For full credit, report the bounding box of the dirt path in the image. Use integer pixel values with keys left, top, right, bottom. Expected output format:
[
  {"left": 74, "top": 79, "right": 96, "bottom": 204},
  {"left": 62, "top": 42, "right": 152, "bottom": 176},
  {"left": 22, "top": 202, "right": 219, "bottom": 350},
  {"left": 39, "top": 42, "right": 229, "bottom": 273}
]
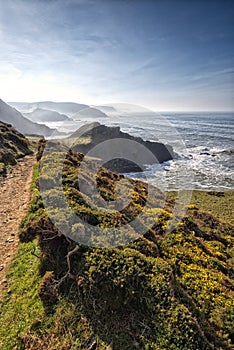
[{"left": 0, "top": 155, "right": 36, "bottom": 299}]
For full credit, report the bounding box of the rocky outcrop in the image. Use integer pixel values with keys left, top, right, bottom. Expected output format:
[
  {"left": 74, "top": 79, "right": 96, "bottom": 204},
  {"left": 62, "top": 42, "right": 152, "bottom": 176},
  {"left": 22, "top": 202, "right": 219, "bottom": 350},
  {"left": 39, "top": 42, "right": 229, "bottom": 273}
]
[{"left": 68, "top": 122, "right": 174, "bottom": 172}]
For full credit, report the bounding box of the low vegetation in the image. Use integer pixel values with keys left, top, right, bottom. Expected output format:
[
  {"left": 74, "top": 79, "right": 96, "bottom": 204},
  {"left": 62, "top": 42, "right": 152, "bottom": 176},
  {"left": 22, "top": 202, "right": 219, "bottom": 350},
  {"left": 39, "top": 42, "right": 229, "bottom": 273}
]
[
  {"left": 0, "top": 121, "right": 33, "bottom": 176},
  {"left": 0, "top": 143, "right": 233, "bottom": 349}
]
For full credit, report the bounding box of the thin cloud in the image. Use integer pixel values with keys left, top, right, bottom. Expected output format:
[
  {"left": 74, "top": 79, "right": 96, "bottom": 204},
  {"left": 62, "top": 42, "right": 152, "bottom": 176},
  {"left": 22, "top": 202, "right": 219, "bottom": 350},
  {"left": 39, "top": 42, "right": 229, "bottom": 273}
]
[{"left": 0, "top": 0, "right": 233, "bottom": 110}]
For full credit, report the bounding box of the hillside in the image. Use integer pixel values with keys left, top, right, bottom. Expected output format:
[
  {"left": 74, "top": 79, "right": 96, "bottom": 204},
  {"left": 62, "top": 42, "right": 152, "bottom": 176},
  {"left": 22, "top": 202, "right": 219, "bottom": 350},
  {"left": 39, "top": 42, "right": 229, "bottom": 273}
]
[
  {"left": 0, "top": 142, "right": 233, "bottom": 350},
  {"left": 23, "top": 108, "right": 70, "bottom": 122},
  {"left": 72, "top": 107, "right": 109, "bottom": 119},
  {"left": 9, "top": 101, "right": 89, "bottom": 117},
  {"left": 0, "top": 100, "right": 55, "bottom": 137},
  {"left": 0, "top": 121, "right": 33, "bottom": 176}
]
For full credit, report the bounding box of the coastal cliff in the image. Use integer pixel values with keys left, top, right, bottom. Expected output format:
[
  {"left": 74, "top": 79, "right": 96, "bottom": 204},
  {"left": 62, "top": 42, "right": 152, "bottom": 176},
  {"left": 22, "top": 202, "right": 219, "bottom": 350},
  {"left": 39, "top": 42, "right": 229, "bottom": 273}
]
[
  {"left": 69, "top": 122, "right": 175, "bottom": 172},
  {"left": 0, "top": 131, "right": 233, "bottom": 349}
]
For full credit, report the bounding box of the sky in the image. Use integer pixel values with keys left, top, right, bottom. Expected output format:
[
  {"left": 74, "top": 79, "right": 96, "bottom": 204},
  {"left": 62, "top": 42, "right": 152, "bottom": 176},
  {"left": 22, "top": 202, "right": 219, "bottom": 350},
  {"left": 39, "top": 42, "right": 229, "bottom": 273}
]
[{"left": 0, "top": 0, "right": 233, "bottom": 111}]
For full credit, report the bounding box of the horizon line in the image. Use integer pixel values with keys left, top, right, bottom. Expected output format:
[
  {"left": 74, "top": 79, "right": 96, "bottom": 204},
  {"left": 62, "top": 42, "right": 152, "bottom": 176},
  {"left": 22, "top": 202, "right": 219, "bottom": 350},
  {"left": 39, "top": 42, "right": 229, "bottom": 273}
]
[{"left": 5, "top": 100, "right": 234, "bottom": 114}]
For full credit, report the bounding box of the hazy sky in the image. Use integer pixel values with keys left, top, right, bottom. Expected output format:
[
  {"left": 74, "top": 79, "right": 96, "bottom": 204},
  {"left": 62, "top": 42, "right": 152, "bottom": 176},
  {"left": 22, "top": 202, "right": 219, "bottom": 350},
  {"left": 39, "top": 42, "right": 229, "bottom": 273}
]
[{"left": 0, "top": 0, "right": 233, "bottom": 111}]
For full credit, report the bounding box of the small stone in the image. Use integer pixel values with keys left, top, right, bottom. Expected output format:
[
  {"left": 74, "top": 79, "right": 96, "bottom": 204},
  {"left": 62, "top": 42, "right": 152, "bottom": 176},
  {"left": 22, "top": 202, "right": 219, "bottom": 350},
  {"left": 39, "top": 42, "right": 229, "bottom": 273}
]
[{"left": 6, "top": 238, "right": 14, "bottom": 243}]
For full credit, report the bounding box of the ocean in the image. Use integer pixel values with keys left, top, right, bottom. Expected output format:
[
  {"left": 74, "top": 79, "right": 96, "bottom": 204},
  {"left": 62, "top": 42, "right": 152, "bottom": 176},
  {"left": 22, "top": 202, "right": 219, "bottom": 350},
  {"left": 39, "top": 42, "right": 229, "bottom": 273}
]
[{"left": 44, "top": 111, "right": 234, "bottom": 191}]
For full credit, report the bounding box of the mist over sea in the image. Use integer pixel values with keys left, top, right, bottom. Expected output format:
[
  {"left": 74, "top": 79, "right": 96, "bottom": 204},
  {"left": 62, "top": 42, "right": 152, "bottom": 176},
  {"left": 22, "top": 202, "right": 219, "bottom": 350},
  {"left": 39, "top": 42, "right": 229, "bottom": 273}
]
[{"left": 45, "top": 112, "right": 234, "bottom": 191}]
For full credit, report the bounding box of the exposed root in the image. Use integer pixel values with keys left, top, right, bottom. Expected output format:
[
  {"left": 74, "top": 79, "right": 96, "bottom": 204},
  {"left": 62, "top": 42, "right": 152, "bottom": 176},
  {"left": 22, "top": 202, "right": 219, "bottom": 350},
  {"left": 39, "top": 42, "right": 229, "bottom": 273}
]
[{"left": 56, "top": 245, "right": 80, "bottom": 287}]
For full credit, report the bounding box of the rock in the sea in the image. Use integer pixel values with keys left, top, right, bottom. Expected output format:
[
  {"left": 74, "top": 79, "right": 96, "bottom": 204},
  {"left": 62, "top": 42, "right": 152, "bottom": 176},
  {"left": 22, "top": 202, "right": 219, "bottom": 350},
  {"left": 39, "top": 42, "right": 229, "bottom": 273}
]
[
  {"left": 200, "top": 151, "right": 211, "bottom": 156},
  {"left": 68, "top": 122, "right": 175, "bottom": 172}
]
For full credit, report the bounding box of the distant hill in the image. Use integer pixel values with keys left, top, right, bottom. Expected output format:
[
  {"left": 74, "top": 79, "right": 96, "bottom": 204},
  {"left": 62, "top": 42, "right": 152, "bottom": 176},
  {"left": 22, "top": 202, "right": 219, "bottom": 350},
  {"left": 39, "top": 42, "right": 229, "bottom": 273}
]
[
  {"left": 0, "top": 121, "right": 32, "bottom": 176},
  {"left": 23, "top": 108, "right": 70, "bottom": 122},
  {"left": 96, "top": 104, "right": 150, "bottom": 116},
  {"left": 96, "top": 105, "right": 117, "bottom": 111},
  {"left": 72, "top": 107, "right": 108, "bottom": 119},
  {"left": 95, "top": 105, "right": 117, "bottom": 114},
  {"left": 9, "top": 101, "right": 89, "bottom": 117},
  {"left": 0, "top": 99, "right": 55, "bottom": 137}
]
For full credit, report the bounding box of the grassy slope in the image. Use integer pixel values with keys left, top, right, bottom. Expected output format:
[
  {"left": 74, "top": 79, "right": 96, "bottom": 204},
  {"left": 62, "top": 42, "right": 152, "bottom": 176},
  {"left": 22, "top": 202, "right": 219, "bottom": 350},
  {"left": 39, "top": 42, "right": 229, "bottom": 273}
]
[
  {"left": 167, "top": 190, "right": 234, "bottom": 226},
  {"left": 0, "top": 121, "right": 33, "bottom": 176},
  {"left": 189, "top": 190, "right": 234, "bottom": 225},
  {"left": 0, "top": 152, "right": 233, "bottom": 350}
]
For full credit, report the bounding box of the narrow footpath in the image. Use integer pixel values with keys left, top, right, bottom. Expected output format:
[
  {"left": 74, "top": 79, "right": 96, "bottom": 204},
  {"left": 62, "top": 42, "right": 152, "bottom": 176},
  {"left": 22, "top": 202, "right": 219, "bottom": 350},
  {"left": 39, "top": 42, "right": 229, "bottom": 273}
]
[{"left": 0, "top": 155, "right": 35, "bottom": 299}]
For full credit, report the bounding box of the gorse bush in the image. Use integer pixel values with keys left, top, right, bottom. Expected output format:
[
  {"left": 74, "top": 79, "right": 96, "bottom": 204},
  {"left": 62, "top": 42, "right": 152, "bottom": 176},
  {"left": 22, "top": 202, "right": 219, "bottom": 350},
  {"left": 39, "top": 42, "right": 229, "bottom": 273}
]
[
  {"left": 0, "top": 121, "right": 33, "bottom": 175},
  {"left": 1, "top": 146, "right": 233, "bottom": 350}
]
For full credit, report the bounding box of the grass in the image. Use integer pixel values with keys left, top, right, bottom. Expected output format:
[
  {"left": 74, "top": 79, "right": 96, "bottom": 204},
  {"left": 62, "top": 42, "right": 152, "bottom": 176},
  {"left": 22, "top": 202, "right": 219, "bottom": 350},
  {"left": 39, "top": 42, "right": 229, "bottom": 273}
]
[
  {"left": 0, "top": 149, "right": 233, "bottom": 349},
  {"left": 0, "top": 241, "right": 107, "bottom": 350},
  {"left": 167, "top": 190, "right": 234, "bottom": 225},
  {"left": 0, "top": 241, "right": 44, "bottom": 350},
  {"left": 190, "top": 190, "right": 234, "bottom": 225}
]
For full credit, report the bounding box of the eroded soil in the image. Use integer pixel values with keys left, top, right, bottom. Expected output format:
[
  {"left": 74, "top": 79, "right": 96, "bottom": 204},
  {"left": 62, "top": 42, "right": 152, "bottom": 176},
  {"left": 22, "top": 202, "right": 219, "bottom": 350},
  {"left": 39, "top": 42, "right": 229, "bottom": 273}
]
[{"left": 0, "top": 155, "right": 35, "bottom": 299}]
